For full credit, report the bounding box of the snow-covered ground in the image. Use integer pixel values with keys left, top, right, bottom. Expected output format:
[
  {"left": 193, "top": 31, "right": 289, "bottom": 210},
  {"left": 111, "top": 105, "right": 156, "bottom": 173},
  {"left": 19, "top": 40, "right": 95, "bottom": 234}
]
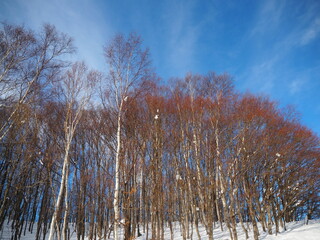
[
  {"left": 1, "top": 220, "right": 319, "bottom": 239},
  {"left": 262, "top": 220, "right": 320, "bottom": 240},
  {"left": 134, "top": 220, "right": 320, "bottom": 240}
]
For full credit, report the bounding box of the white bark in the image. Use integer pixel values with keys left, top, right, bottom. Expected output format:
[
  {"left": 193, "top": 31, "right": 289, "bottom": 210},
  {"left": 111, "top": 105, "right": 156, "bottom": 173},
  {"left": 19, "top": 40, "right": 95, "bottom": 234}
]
[
  {"left": 48, "top": 139, "right": 71, "bottom": 240},
  {"left": 104, "top": 33, "right": 150, "bottom": 240},
  {"left": 48, "top": 62, "right": 95, "bottom": 240},
  {"left": 62, "top": 156, "right": 70, "bottom": 240},
  {"left": 113, "top": 102, "right": 123, "bottom": 240}
]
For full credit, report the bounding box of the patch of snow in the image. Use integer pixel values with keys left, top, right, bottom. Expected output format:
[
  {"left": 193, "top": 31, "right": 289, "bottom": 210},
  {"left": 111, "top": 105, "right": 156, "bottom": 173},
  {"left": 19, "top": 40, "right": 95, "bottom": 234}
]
[{"left": 176, "top": 174, "right": 182, "bottom": 181}]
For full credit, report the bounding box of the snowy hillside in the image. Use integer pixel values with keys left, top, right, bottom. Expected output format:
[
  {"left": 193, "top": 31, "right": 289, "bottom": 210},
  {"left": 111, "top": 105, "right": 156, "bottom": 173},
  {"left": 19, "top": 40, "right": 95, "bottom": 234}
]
[
  {"left": 134, "top": 220, "right": 320, "bottom": 240},
  {"left": 262, "top": 221, "right": 320, "bottom": 240},
  {"left": 1, "top": 220, "right": 319, "bottom": 240}
]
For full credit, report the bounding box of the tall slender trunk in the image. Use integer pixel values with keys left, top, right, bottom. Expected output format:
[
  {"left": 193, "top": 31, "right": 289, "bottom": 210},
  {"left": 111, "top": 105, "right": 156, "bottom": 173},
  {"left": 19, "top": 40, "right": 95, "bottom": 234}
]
[
  {"left": 193, "top": 130, "right": 213, "bottom": 240},
  {"left": 62, "top": 160, "right": 70, "bottom": 240},
  {"left": 214, "top": 123, "right": 234, "bottom": 240},
  {"left": 266, "top": 200, "right": 273, "bottom": 234},
  {"left": 114, "top": 105, "right": 122, "bottom": 240},
  {"left": 243, "top": 179, "right": 259, "bottom": 240},
  {"left": 236, "top": 193, "right": 249, "bottom": 239},
  {"left": 48, "top": 139, "right": 71, "bottom": 240},
  {"left": 139, "top": 162, "right": 144, "bottom": 235}
]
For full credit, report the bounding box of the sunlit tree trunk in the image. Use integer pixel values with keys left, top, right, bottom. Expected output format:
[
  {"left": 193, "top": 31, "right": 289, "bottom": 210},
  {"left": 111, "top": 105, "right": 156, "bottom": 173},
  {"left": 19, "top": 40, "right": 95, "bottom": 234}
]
[
  {"left": 113, "top": 105, "right": 122, "bottom": 240},
  {"left": 48, "top": 62, "right": 97, "bottom": 240}
]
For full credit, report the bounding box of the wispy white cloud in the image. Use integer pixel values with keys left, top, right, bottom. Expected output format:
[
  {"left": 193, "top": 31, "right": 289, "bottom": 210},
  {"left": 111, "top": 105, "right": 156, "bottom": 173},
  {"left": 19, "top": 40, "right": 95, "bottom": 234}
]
[
  {"left": 162, "top": 0, "right": 201, "bottom": 77},
  {"left": 250, "top": 0, "right": 286, "bottom": 37},
  {"left": 289, "top": 79, "right": 305, "bottom": 95},
  {"left": 240, "top": 53, "right": 280, "bottom": 94},
  {"left": 238, "top": 0, "right": 286, "bottom": 94},
  {"left": 241, "top": 0, "right": 320, "bottom": 96},
  {"left": 300, "top": 17, "right": 320, "bottom": 46}
]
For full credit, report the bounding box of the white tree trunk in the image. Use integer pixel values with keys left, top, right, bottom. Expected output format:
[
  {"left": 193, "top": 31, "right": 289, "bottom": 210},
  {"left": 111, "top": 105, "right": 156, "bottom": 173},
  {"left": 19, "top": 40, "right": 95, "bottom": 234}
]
[
  {"left": 48, "top": 139, "right": 71, "bottom": 240},
  {"left": 114, "top": 107, "right": 122, "bottom": 240},
  {"left": 62, "top": 158, "right": 70, "bottom": 240}
]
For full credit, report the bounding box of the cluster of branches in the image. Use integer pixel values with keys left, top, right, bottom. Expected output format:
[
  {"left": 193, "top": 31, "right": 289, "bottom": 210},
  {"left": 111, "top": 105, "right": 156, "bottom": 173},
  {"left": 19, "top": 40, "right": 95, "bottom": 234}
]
[{"left": 0, "top": 22, "right": 319, "bottom": 240}]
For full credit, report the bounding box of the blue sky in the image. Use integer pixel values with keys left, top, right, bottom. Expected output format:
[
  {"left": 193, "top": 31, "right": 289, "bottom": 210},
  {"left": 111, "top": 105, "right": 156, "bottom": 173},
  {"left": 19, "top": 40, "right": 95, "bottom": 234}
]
[{"left": 1, "top": 0, "right": 320, "bottom": 135}]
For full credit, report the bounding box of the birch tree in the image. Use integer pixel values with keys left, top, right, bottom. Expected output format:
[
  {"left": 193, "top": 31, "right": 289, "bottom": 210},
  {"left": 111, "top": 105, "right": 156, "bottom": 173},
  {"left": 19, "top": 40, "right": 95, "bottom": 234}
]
[
  {"left": 103, "top": 33, "right": 150, "bottom": 240},
  {"left": 0, "top": 23, "right": 73, "bottom": 237},
  {"left": 0, "top": 23, "right": 74, "bottom": 142},
  {"left": 48, "top": 62, "right": 98, "bottom": 240}
]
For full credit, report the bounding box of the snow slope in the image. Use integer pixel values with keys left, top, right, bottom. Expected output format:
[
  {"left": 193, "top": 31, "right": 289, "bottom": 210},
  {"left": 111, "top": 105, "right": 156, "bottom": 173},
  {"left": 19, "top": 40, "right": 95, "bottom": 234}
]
[
  {"left": 135, "top": 220, "right": 320, "bottom": 240},
  {"left": 1, "top": 220, "right": 319, "bottom": 239},
  {"left": 263, "top": 220, "right": 320, "bottom": 240}
]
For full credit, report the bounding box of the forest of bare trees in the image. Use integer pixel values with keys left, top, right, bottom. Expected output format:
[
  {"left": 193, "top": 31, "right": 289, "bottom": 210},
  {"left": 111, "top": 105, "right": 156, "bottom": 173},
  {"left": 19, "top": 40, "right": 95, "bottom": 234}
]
[{"left": 0, "top": 23, "right": 319, "bottom": 240}]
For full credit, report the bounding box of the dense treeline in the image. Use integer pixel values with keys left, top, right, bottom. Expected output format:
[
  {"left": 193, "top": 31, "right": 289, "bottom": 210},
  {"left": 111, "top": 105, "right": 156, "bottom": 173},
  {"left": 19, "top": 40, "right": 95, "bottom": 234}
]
[{"left": 0, "top": 23, "right": 319, "bottom": 240}]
